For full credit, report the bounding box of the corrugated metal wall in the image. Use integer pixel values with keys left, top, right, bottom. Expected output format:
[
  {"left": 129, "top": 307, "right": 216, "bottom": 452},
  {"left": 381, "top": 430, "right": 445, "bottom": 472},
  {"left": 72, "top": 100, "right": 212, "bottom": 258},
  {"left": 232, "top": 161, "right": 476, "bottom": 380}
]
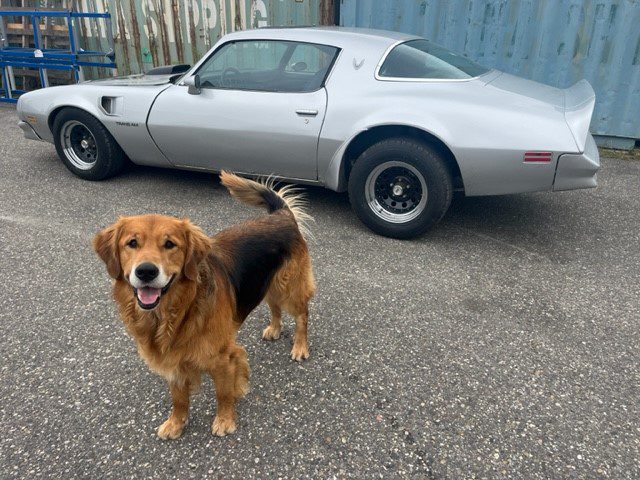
[
  {"left": 74, "top": 0, "right": 332, "bottom": 75},
  {"left": 340, "top": 0, "right": 640, "bottom": 142}
]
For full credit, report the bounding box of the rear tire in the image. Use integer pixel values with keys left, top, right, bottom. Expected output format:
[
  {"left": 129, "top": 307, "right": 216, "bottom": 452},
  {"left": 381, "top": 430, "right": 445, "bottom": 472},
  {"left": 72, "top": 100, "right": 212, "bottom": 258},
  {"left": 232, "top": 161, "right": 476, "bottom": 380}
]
[
  {"left": 348, "top": 138, "right": 453, "bottom": 239},
  {"left": 52, "top": 108, "right": 126, "bottom": 180}
]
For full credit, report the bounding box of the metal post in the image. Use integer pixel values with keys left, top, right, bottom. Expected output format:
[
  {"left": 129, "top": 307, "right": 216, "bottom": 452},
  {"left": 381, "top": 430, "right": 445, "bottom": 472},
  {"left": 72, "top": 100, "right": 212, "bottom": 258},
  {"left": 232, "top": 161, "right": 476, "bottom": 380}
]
[
  {"left": 66, "top": 11, "right": 81, "bottom": 82},
  {"left": 30, "top": 14, "right": 49, "bottom": 88},
  {"left": 0, "top": 15, "right": 5, "bottom": 46},
  {"left": 0, "top": 13, "right": 15, "bottom": 92},
  {"left": 105, "top": 15, "right": 116, "bottom": 77},
  {"left": 1, "top": 65, "right": 12, "bottom": 100}
]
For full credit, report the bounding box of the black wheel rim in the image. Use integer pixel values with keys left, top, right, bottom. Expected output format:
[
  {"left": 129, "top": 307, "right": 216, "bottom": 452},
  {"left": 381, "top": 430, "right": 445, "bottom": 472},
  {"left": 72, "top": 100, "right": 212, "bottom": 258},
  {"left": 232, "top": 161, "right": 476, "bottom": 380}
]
[{"left": 365, "top": 161, "right": 428, "bottom": 223}]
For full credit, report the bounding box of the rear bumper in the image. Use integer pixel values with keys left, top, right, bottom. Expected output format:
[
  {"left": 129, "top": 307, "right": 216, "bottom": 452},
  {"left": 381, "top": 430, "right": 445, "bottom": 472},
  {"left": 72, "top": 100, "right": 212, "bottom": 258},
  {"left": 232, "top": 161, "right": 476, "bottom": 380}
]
[
  {"left": 553, "top": 134, "right": 600, "bottom": 191},
  {"left": 18, "top": 120, "right": 43, "bottom": 141}
]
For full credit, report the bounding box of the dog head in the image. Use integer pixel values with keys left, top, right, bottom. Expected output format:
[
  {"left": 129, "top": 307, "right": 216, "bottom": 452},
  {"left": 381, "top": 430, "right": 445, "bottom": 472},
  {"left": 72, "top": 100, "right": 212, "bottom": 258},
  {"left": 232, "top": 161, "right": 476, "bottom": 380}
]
[{"left": 93, "top": 214, "right": 210, "bottom": 310}]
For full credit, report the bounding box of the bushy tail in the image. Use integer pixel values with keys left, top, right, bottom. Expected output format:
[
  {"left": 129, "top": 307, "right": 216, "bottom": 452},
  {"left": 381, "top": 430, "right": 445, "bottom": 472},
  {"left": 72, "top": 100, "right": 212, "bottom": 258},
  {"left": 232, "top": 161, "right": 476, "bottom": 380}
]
[{"left": 219, "top": 171, "right": 312, "bottom": 237}]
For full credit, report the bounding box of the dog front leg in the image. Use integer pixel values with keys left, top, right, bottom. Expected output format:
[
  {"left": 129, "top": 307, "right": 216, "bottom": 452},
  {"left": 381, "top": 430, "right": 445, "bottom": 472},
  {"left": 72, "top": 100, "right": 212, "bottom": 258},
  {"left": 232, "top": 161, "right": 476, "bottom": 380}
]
[
  {"left": 157, "top": 378, "right": 191, "bottom": 440},
  {"left": 210, "top": 345, "right": 249, "bottom": 436}
]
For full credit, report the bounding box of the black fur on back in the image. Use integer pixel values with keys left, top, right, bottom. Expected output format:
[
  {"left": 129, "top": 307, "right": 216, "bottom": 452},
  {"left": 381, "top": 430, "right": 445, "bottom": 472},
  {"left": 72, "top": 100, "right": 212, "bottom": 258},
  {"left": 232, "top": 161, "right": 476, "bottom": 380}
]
[{"left": 213, "top": 213, "right": 299, "bottom": 321}]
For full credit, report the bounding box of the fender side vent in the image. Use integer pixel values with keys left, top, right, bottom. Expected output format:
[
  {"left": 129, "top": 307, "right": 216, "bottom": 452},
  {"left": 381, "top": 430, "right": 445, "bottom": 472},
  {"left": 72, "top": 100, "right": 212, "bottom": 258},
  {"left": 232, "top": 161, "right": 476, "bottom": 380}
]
[{"left": 100, "top": 96, "right": 122, "bottom": 116}]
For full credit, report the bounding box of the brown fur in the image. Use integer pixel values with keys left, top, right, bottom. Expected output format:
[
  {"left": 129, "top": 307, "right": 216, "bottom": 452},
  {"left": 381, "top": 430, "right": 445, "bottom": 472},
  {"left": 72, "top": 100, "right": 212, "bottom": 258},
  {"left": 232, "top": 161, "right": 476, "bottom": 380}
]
[{"left": 93, "top": 174, "right": 315, "bottom": 439}]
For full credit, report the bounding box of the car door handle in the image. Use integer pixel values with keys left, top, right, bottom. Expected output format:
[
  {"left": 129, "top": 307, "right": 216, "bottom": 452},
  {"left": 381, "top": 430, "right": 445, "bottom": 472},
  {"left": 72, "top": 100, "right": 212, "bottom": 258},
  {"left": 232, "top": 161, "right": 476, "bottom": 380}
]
[{"left": 295, "top": 109, "right": 318, "bottom": 117}]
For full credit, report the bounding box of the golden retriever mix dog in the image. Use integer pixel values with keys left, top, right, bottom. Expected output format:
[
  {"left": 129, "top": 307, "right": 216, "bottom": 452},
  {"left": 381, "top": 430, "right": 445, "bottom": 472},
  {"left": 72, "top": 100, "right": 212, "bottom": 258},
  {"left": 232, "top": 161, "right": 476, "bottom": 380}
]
[{"left": 92, "top": 172, "right": 315, "bottom": 439}]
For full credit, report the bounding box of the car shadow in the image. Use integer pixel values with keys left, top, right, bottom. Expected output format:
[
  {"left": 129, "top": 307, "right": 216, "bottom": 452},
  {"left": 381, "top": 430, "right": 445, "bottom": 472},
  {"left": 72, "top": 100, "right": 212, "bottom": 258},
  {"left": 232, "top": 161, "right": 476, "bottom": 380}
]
[
  {"left": 443, "top": 193, "right": 551, "bottom": 229},
  {"left": 119, "top": 165, "right": 555, "bottom": 234}
]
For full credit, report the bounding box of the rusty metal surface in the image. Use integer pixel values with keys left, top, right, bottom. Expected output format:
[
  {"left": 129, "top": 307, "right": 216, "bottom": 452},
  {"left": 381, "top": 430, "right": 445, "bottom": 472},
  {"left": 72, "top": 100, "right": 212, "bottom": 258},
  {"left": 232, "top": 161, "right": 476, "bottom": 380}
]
[
  {"left": 340, "top": 0, "right": 640, "bottom": 141},
  {"left": 71, "top": 0, "right": 330, "bottom": 76}
]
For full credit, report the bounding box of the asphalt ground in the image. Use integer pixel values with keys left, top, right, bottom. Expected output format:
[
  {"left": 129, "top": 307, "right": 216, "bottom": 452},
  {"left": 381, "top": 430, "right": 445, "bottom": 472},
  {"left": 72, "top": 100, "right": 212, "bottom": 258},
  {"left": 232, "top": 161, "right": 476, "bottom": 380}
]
[{"left": 0, "top": 104, "right": 638, "bottom": 479}]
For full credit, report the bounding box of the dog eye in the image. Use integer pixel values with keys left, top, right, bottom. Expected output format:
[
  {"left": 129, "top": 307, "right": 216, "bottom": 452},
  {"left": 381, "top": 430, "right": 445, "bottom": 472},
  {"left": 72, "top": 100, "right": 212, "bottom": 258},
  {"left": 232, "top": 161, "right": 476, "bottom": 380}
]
[
  {"left": 127, "top": 239, "right": 138, "bottom": 248},
  {"left": 164, "top": 240, "right": 176, "bottom": 249}
]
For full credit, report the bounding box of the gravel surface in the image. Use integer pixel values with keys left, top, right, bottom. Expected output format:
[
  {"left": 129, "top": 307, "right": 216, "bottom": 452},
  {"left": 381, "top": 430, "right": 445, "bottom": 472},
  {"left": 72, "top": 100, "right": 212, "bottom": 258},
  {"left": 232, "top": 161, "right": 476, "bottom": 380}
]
[{"left": 1, "top": 105, "right": 638, "bottom": 479}]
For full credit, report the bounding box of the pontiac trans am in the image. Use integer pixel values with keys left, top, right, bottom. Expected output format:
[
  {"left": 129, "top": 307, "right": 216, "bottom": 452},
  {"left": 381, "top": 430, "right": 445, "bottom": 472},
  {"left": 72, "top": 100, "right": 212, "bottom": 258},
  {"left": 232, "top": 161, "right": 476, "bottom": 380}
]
[{"left": 16, "top": 27, "right": 600, "bottom": 238}]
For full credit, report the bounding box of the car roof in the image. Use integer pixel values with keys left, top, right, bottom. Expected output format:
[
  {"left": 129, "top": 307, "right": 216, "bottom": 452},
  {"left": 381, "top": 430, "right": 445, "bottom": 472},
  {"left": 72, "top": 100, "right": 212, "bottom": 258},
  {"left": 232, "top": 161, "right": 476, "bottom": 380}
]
[{"left": 221, "top": 26, "right": 420, "bottom": 49}]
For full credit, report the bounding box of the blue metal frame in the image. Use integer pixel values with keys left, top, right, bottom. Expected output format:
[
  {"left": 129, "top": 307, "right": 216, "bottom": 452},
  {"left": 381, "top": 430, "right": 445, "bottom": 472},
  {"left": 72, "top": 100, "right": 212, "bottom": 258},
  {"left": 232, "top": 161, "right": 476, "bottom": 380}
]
[{"left": 0, "top": 9, "right": 116, "bottom": 103}]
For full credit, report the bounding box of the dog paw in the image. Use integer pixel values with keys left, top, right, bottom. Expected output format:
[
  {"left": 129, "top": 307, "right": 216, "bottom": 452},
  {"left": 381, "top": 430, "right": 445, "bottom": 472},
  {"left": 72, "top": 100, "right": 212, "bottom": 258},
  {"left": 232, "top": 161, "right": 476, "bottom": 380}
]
[
  {"left": 211, "top": 416, "right": 237, "bottom": 436},
  {"left": 157, "top": 418, "right": 185, "bottom": 440},
  {"left": 262, "top": 324, "right": 282, "bottom": 340},
  {"left": 290, "top": 343, "right": 309, "bottom": 362}
]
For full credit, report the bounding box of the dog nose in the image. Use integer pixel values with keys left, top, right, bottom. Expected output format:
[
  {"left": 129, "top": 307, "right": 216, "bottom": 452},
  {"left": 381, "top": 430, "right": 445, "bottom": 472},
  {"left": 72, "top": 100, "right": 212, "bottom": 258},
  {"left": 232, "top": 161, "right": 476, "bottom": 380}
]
[{"left": 135, "top": 263, "right": 159, "bottom": 282}]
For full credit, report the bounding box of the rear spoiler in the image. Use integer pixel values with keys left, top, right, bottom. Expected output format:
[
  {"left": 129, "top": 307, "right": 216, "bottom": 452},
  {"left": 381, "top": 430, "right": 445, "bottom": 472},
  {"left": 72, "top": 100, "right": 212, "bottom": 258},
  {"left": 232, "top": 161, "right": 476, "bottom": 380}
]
[{"left": 564, "top": 80, "right": 596, "bottom": 153}]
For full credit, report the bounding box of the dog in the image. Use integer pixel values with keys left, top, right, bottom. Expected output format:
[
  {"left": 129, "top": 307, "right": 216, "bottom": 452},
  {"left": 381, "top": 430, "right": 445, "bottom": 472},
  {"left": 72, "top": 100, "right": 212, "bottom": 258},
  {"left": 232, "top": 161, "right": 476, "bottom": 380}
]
[{"left": 92, "top": 171, "right": 315, "bottom": 439}]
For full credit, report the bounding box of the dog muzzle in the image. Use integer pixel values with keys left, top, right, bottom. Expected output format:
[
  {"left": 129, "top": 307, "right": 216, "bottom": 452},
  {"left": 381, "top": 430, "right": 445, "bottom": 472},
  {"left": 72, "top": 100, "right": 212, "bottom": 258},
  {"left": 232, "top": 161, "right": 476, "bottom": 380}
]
[{"left": 133, "top": 275, "right": 175, "bottom": 310}]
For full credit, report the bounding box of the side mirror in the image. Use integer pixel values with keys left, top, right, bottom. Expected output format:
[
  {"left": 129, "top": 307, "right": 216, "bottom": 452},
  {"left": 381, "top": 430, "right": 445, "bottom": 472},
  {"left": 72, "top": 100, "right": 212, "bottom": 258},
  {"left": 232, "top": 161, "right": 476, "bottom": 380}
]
[{"left": 184, "top": 74, "right": 201, "bottom": 95}]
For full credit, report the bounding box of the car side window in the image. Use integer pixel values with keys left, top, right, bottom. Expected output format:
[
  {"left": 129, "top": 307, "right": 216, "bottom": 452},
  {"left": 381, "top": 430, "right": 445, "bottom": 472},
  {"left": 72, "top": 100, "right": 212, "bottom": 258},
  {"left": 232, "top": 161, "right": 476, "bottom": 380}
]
[
  {"left": 378, "top": 40, "right": 489, "bottom": 80},
  {"left": 196, "top": 40, "right": 338, "bottom": 93}
]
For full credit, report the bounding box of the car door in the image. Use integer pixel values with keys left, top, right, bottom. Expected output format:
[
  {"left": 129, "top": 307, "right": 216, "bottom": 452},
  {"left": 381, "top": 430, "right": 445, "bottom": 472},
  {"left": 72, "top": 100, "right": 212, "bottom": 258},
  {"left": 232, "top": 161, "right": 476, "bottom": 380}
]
[{"left": 147, "top": 40, "right": 339, "bottom": 180}]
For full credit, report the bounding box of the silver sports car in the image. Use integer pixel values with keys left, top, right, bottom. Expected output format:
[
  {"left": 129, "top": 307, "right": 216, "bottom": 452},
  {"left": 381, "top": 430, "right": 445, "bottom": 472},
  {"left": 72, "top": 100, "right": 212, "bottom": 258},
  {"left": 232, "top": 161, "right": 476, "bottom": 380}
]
[{"left": 17, "top": 27, "right": 600, "bottom": 238}]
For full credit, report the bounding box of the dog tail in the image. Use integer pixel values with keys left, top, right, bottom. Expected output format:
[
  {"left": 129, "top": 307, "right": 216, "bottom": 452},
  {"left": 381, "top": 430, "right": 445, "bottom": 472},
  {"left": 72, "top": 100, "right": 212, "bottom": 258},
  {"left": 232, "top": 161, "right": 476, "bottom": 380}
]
[{"left": 219, "top": 171, "right": 312, "bottom": 237}]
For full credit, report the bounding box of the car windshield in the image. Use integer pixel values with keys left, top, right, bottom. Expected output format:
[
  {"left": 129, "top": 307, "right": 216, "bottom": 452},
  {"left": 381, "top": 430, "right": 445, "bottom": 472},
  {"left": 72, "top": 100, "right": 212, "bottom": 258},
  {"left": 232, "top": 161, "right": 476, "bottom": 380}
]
[{"left": 378, "top": 39, "right": 489, "bottom": 80}]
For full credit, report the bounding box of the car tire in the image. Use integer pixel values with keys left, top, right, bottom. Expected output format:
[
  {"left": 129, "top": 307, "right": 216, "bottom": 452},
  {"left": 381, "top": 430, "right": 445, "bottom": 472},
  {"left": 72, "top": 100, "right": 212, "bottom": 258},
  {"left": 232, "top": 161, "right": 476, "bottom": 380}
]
[
  {"left": 348, "top": 138, "right": 453, "bottom": 239},
  {"left": 52, "top": 108, "right": 126, "bottom": 181}
]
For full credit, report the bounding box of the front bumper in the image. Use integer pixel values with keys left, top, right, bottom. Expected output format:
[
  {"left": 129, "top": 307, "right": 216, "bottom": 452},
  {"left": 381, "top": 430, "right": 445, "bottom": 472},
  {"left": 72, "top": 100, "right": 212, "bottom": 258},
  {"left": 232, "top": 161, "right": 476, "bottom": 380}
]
[
  {"left": 553, "top": 134, "right": 600, "bottom": 191},
  {"left": 18, "top": 120, "right": 43, "bottom": 141}
]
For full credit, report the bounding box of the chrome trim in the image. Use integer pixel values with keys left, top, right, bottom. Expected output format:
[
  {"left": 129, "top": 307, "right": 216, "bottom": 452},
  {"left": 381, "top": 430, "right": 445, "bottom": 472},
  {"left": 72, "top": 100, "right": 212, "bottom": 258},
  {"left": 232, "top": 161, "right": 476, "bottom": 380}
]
[
  {"left": 296, "top": 109, "right": 319, "bottom": 116},
  {"left": 374, "top": 40, "right": 491, "bottom": 83}
]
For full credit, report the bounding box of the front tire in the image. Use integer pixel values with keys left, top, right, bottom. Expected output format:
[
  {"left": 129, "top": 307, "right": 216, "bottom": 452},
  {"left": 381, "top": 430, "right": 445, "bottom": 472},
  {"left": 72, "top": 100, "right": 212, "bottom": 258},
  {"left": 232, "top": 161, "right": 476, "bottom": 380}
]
[
  {"left": 52, "top": 108, "right": 126, "bottom": 180},
  {"left": 348, "top": 138, "right": 453, "bottom": 239}
]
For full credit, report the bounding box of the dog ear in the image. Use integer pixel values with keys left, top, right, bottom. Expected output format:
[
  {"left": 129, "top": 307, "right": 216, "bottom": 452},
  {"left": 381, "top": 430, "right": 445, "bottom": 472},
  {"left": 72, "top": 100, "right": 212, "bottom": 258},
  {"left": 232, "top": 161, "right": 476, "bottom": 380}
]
[
  {"left": 93, "top": 221, "right": 122, "bottom": 279},
  {"left": 183, "top": 220, "right": 211, "bottom": 281}
]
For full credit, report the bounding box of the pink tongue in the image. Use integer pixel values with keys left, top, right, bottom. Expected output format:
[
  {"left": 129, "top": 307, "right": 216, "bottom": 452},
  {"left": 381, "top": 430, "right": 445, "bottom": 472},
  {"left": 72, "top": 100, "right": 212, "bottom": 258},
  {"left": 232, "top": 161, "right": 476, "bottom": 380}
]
[{"left": 138, "top": 287, "right": 161, "bottom": 305}]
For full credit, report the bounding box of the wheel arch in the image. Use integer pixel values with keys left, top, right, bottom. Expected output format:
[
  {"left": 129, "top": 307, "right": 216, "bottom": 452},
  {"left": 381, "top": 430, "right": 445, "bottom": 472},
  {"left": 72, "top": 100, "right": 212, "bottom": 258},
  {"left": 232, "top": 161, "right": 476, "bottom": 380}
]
[
  {"left": 47, "top": 105, "right": 129, "bottom": 159},
  {"left": 48, "top": 105, "right": 92, "bottom": 133},
  {"left": 335, "top": 125, "right": 464, "bottom": 193},
  {"left": 48, "top": 104, "right": 130, "bottom": 180}
]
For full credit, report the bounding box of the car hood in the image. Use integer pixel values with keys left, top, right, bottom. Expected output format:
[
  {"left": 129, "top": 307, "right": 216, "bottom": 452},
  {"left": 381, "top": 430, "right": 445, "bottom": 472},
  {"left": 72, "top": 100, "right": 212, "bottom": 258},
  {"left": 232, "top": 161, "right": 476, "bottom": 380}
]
[{"left": 83, "top": 73, "right": 176, "bottom": 86}]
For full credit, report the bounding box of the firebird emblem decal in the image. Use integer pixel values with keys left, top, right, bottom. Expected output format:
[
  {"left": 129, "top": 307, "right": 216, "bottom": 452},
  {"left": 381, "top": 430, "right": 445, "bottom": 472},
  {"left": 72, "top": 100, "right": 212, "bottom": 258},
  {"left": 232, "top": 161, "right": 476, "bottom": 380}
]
[{"left": 353, "top": 58, "right": 365, "bottom": 70}]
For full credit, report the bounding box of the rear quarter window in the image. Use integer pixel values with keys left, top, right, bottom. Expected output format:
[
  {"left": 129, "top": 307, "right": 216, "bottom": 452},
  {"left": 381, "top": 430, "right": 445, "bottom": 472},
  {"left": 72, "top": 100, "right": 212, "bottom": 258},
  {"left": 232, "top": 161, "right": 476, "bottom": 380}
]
[{"left": 378, "top": 40, "right": 489, "bottom": 80}]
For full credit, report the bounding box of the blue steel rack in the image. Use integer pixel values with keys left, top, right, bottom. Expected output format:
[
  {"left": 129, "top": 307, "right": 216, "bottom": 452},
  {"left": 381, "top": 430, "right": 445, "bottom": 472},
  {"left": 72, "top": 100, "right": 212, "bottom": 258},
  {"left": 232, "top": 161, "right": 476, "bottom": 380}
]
[{"left": 0, "top": 9, "right": 116, "bottom": 103}]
